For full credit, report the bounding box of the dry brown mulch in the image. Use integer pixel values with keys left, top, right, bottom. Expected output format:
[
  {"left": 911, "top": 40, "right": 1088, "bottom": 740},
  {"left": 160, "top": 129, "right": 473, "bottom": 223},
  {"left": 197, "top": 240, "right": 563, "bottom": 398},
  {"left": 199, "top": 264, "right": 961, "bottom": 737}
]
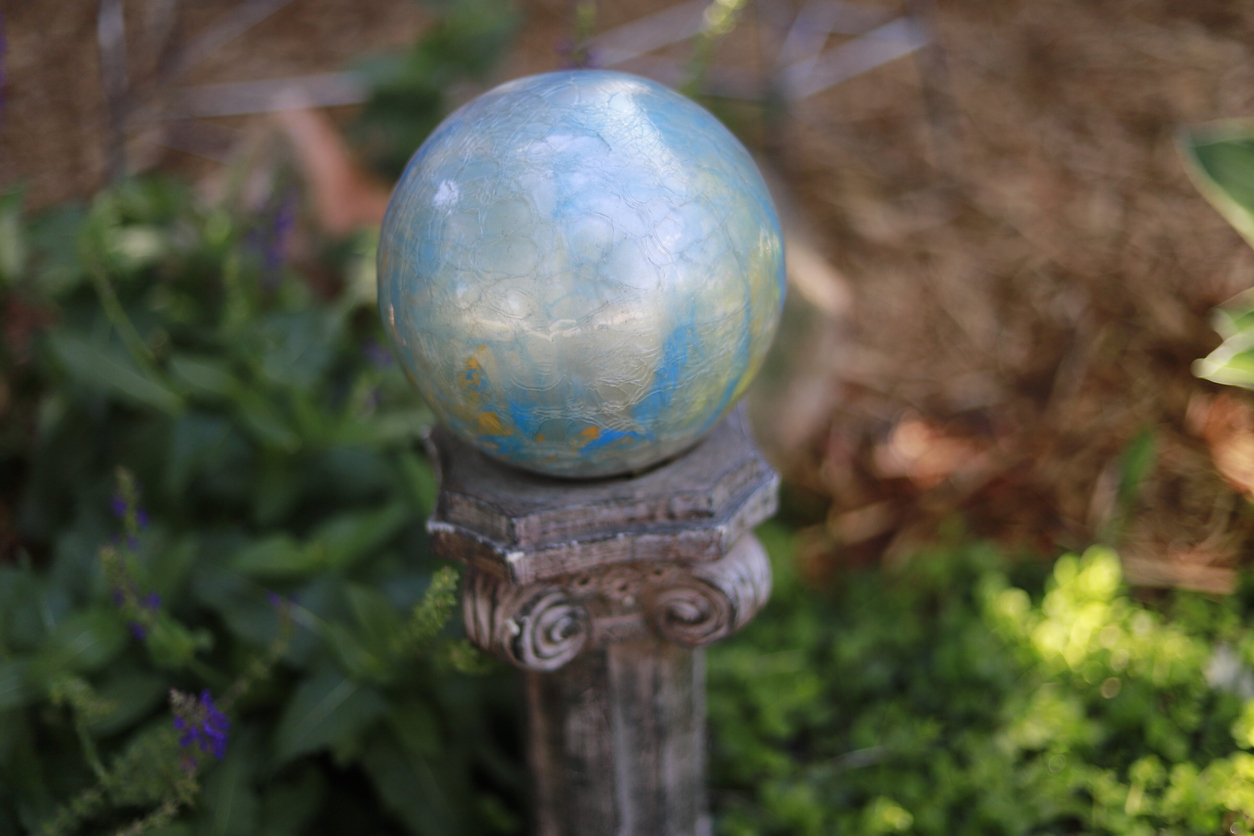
[{"left": 736, "top": 0, "right": 1254, "bottom": 589}]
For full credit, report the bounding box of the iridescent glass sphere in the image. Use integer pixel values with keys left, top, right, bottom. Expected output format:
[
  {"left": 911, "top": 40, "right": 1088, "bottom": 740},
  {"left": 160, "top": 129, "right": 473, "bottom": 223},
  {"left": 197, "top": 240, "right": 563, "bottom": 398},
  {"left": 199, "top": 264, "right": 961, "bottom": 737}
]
[{"left": 378, "top": 69, "right": 784, "bottom": 478}]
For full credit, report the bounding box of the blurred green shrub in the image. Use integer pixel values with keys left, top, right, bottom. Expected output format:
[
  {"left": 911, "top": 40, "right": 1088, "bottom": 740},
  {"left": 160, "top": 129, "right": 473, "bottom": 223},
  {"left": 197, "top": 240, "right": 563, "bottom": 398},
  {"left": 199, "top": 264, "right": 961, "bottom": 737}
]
[
  {"left": 709, "top": 526, "right": 1254, "bottom": 834},
  {"left": 348, "top": 0, "right": 518, "bottom": 179},
  {"left": 0, "top": 176, "right": 523, "bottom": 835}
]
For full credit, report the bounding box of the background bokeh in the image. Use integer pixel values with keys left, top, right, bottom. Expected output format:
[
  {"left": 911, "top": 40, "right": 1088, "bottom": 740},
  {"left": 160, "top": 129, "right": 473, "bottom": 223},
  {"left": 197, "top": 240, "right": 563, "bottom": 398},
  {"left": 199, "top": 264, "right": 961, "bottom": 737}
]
[{"left": 6, "top": 1, "right": 1254, "bottom": 834}]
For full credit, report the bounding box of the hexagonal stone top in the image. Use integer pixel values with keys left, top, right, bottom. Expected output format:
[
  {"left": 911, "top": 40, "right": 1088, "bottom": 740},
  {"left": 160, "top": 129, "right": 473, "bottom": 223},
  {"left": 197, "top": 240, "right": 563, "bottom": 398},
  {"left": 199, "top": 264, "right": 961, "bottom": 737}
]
[{"left": 426, "top": 404, "right": 778, "bottom": 585}]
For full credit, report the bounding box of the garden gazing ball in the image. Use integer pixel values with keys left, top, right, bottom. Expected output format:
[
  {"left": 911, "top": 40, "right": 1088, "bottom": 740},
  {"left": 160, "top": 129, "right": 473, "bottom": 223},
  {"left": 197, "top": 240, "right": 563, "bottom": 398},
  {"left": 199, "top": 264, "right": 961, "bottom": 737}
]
[{"left": 378, "top": 70, "right": 785, "bottom": 478}]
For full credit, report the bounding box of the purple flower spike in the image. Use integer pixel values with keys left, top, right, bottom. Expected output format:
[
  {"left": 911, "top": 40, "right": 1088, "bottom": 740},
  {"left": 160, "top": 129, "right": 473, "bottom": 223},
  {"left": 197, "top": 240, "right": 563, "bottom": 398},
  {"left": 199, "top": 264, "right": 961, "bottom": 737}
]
[
  {"left": 144, "top": 592, "right": 161, "bottom": 610},
  {"left": 110, "top": 495, "right": 127, "bottom": 519},
  {"left": 254, "top": 189, "right": 298, "bottom": 288},
  {"left": 199, "top": 690, "right": 231, "bottom": 760},
  {"left": 128, "top": 621, "right": 147, "bottom": 640},
  {"left": 136, "top": 509, "right": 150, "bottom": 528},
  {"left": 173, "top": 689, "right": 231, "bottom": 761}
]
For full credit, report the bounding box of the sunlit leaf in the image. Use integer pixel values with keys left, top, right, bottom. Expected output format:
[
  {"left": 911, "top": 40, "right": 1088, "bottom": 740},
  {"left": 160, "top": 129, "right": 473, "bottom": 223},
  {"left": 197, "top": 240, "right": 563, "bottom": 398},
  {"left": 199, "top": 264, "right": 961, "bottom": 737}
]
[{"left": 1195, "top": 292, "right": 1254, "bottom": 389}]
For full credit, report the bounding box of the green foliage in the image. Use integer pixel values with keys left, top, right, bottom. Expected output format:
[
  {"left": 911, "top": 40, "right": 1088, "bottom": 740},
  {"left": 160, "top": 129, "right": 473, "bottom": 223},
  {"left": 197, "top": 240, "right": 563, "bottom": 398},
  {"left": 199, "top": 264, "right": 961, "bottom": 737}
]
[
  {"left": 1192, "top": 287, "right": 1254, "bottom": 390},
  {"left": 349, "top": 0, "right": 519, "bottom": 179},
  {"left": 1179, "top": 122, "right": 1254, "bottom": 389},
  {"left": 0, "top": 174, "right": 522, "bottom": 835},
  {"left": 684, "top": 0, "right": 751, "bottom": 96},
  {"left": 709, "top": 527, "right": 1254, "bottom": 834},
  {"left": 1180, "top": 121, "right": 1254, "bottom": 252}
]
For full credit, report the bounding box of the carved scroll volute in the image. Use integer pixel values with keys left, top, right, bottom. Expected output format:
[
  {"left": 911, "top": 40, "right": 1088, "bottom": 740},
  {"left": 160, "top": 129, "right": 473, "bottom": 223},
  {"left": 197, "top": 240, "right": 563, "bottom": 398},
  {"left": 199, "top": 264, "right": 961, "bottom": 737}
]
[
  {"left": 464, "top": 535, "right": 772, "bottom": 667},
  {"left": 464, "top": 569, "right": 590, "bottom": 672},
  {"left": 648, "top": 535, "right": 772, "bottom": 647}
]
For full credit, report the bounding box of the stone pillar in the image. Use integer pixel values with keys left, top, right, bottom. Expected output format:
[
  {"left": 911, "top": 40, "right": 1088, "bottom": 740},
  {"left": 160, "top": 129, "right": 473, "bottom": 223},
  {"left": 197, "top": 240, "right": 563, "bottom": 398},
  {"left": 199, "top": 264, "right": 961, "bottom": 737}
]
[{"left": 427, "top": 406, "right": 777, "bottom": 836}]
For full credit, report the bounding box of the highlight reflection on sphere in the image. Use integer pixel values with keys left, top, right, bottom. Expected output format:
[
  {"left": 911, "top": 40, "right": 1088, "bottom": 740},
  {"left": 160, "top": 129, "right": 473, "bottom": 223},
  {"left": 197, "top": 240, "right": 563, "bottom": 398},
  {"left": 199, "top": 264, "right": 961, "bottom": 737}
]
[{"left": 379, "top": 70, "right": 785, "bottom": 478}]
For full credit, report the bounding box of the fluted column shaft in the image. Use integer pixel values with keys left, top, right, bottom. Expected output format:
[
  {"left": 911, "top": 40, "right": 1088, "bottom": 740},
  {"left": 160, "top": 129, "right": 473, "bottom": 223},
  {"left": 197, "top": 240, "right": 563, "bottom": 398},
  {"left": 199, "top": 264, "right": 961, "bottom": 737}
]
[{"left": 527, "top": 639, "right": 706, "bottom": 836}]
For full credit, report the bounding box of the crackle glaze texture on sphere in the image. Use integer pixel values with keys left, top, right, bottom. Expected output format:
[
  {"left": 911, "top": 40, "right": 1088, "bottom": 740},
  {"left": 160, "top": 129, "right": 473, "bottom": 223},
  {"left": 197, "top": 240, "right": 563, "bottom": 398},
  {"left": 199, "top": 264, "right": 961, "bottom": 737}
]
[{"left": 379, "top": 70, "right": 785, "bottom": 477}]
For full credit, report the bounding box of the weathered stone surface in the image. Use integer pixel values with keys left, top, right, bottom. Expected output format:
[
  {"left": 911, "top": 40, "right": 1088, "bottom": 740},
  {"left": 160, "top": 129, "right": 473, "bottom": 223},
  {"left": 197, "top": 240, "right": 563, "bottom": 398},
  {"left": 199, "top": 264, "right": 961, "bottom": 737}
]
[
  {"left": 427, "top": 404, "right": 778, "bottom": 585},
  {"left": 427, "top": 406, "right": 777, "bottom": 836},
  {"left": 462, "top": 534, "right": 771, "bottom": 672}
]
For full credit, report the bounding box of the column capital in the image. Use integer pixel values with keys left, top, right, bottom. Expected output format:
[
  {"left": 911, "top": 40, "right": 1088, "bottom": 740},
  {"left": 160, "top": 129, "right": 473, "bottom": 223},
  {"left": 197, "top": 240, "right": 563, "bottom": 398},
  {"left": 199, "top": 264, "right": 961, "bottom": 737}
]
[
  {"left": 426, "top": 404, "right": 778, "bottom": 670},
  {"left": 463, "top": 535, "right": 771, "bottom": 671}
]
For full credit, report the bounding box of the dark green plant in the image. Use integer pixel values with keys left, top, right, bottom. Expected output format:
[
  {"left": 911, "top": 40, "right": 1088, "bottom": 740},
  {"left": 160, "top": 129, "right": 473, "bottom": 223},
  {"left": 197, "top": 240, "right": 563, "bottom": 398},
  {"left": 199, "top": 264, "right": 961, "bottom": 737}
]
[{"left": 0, "top": 174, "right": 524, "bottom": 835}]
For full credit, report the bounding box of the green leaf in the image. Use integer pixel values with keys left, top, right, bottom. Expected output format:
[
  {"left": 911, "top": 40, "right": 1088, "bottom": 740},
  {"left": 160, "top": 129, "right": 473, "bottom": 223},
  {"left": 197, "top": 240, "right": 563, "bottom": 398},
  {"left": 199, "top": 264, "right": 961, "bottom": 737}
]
[
  {"left": 387, "top": 698, "right": 441, "bottom": 760},
  {"left": 108, "top": 225, "right": 168, "bottom": 272},
  {"left": 231, "top": 534, "right": 317, "bottom": 579},
  {"left": 1194, "top": 291, "right": 1254, "bottom": 389},
  {"left": 1178, "top": 120, "right": 1254, "bottom": 250},
  {"left": 397, "top": 449, "right": 438, "bottom": 515},
  {"left": 0, "top": 660, "right": 32, "bottom": 712},
  {"left": 164, "top": 412, "right": 237, "bottom": 495},
  {"left": 346, "top": 584, "right": 404, "bottom": 658},
  {"left": 308, "top": 502, "right": 410, "bottom": 573},
  {"left": 168, "top": 353, "right": 242, "bottom": 400},
  {"left": 46, "top": 332, "right": 184, "bottom": 415},
  {"left": 341, "top": 409, "right": 433, "bottom": 446},
  {"left": 106, "top": 722, "right": 186, "bottom": 807},
  {"left": 257, "top": 766, "right": 325, "bottom": 836},
  {"left": 144, "top": 533, "right": 199, "bottom": 602},
  {"left": 234, "top": 390, "right": 300, "bottom": 452},
  {"left": 272, "top": 671, "right": 387, "bottom": 765},
  {"left": 30, "top": 608, "right": 128, "bottom": 683},
  {"left": 200, "top": 729, "right": 260, "bottom": 836},
  {"left": 1117, "top": 428, "right": 1157, "bottom": 507},
  {"left": 145, "top": 616, "right": 212, "bottom": 670},
  {"left": 89, "top": 670, "right": 166, "bottom": 736},
  {"left": 256, "top": 312, "right": 339, "bottom": 390},
  {"left": 27, "top": 203, "right": 89, "bottom": 296},
  {"left": 0, "top": 188, "right": 26, "bottom": 285},
  {"left": 0, "top": 566, "right": 45, "bottom": 651},
  {"left": 322, "top": 622, "right": 386, "bottom": 682},
  {"left": 1197, "top": 344, "right": 1254, "bottom": 389},
  {"left": 191, "top": 563, "right": 307, "bottom": 661},
  {"left": 360, "top": 732, "right": 462, "bottom": 836}
]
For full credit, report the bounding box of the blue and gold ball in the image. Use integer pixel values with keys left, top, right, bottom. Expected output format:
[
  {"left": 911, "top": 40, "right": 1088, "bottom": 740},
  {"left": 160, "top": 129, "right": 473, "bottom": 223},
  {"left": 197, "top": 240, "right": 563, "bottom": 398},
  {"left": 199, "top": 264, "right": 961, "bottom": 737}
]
[{"left": 378, "top": 70, "right": 784, "bottom": 478}]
